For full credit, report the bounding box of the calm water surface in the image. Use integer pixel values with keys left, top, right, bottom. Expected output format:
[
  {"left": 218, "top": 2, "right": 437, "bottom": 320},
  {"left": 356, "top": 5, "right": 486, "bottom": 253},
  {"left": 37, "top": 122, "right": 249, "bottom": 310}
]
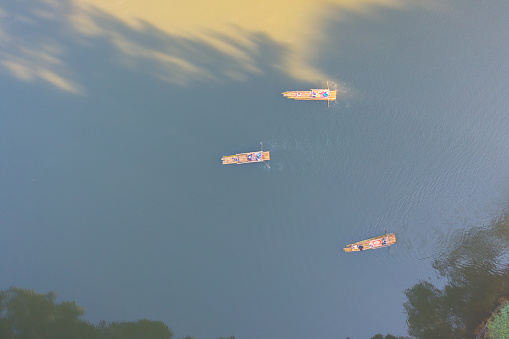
[{"left": 1, "top": 0, "right": 509, "bottom": 338}]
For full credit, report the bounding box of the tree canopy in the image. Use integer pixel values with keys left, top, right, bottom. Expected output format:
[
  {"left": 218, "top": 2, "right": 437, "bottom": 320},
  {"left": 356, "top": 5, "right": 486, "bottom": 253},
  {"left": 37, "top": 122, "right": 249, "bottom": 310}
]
[{"left": 486, "top": 300, "right": 509, "bottom": 339}]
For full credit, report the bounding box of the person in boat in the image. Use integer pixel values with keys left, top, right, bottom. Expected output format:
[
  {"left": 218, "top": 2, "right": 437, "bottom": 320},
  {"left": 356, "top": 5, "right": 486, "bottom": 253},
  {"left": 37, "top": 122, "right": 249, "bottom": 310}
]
[
  {"left": 357, "top": 244, "right": 364, "bottom": 251},
  {"left": 247, "top": 154, "right": 253, "bottom": 161},
  {"left": 382, "top": 237, "right": 387, "bottom": 246},
  {"left": 255, "top": 153, "right": 261, "bottom": 160},
  {"left": 322, "top": 91, "right": 328, "bottom": 97},
  {"left": 311, "top": 90, "right": 316, "bottom": 98}
]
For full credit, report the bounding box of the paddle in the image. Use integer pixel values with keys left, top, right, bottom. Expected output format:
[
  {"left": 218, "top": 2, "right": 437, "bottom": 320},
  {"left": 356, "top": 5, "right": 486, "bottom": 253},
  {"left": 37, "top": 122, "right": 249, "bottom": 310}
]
[{"left": 260, "top": 142, "right": 270, "bottom": 169}]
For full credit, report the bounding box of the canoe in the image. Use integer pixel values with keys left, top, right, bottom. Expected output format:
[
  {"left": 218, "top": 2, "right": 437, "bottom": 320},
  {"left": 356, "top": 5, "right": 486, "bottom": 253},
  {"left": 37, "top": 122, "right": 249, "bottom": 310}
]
[
  {"left": 343, "top": 233, "right": 396, "bottom": 252},
  {"left": 221, "top": 151, "right": 270, "bottom": 165},
  {"left": 282, "top": 89, "right": 337, "bottom": 101},
  {"left": 282, "top": 81, "right": 337, "bottom": 105}
]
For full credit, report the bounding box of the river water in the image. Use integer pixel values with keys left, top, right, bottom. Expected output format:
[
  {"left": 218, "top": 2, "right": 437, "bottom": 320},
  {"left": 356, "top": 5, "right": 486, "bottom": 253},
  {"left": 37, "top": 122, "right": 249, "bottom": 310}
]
[{"left": 1, "top": 0, "right": 509, "bottom": 338}]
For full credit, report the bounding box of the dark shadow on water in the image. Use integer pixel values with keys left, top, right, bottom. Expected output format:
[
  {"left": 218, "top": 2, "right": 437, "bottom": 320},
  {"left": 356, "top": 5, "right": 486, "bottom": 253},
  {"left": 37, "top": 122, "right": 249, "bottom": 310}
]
[
  {"left": 0, "top": 286, "right": 236, "bottom": 339},
  {"left": 403, "top": 211, "right": 509, "bottom": 339}
]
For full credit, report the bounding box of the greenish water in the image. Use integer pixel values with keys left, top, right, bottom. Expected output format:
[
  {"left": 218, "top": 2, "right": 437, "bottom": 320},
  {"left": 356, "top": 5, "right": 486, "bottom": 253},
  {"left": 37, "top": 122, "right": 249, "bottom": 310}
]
[{"left": 1, "top": 0, "right": 509, "bottom": 338}]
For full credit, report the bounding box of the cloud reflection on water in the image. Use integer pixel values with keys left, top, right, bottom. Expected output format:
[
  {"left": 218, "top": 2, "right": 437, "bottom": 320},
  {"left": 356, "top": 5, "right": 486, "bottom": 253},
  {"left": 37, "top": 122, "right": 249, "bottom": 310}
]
[{"left": 1, "top": 0, "right": 426, "bottom": 94}]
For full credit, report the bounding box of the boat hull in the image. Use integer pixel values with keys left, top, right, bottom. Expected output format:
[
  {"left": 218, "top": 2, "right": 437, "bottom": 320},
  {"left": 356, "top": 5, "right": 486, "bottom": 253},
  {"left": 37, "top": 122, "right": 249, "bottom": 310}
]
[
  {"left": 221, "top": 151, "right": 270, "bottom": 165},
  {"left": 343, "top": 233, "right": 396, "bottom": 252},
  {"left": 282, "top": 89, "right": 337, "bottom": 101}
]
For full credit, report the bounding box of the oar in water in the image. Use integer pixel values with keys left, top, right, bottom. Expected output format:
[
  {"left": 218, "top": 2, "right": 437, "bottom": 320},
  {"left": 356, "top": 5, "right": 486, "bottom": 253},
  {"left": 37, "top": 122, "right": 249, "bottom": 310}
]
[
  {"left": 260, "top": 142, "right": 270, "bottom": 169},
  {"left": 384, "top": 227, "right": 392, "bottom": 253}
]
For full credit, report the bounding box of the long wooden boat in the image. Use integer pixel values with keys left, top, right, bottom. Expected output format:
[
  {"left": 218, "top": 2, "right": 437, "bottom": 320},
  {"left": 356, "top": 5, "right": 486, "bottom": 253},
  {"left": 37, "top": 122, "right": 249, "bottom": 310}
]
[
  {"left": 221, "top": 151, "right": 270, "bottom": 164},
  {"left": 221, "top": 142, "right": 270, "bottom": 166},
  {"left": 343, "top": 233, "right": 396, "bottom": 252},
  {"left": 282, "top": 81, "right": 337, "bottom": 106}
]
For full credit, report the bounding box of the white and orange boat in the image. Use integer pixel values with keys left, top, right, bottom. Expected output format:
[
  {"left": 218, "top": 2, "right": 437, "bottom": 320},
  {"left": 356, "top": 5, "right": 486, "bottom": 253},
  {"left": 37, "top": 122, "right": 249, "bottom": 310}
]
[
  {"left": 282, "top": 82, "right": 337, "bottom": 106},
  {"left": 221, "top": 142, "right": 270, "bottom": 167},
  {"left": 343, "top": 233, "right": 396, "bottom": 253}
]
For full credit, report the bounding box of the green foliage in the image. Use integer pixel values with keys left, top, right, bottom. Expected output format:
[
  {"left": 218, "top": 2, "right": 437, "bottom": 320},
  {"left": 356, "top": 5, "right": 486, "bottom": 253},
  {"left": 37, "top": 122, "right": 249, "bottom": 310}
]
[{"left": 487, "top": 302, "right": 509, "bottom": 339}]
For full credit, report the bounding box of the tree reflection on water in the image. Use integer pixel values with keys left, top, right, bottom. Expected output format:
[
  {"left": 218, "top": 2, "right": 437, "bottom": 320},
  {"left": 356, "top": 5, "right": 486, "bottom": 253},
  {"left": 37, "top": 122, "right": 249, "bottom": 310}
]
[
  {"left": 0, "top": 287, "right": 235, "bottom": 339},
  {"left": 403, "top": 212, "right": 509, "bottom": 338}
]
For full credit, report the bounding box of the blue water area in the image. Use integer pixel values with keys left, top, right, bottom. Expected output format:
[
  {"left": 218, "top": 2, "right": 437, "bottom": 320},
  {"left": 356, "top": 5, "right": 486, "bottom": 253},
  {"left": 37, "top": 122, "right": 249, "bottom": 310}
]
[{"left": 1, "top": 0, "right": 508, "bottom": 338}]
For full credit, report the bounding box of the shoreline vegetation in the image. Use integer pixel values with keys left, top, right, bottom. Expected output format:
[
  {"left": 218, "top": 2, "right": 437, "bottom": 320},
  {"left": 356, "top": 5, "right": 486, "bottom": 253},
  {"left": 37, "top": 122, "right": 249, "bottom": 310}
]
[{"left": 474, "top": 297, "right": 509, "bottom": 339}]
